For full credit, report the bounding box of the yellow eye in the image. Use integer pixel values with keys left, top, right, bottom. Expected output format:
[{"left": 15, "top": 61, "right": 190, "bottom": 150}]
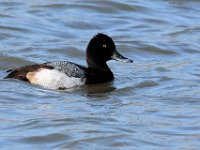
[{"left": 103, "top": 44, "right": 107, "bottom": 48}]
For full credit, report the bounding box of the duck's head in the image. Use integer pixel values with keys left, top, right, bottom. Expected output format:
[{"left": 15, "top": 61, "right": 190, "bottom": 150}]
[{"left": 86, "top": 33, "right": 133, "bottom": 68}]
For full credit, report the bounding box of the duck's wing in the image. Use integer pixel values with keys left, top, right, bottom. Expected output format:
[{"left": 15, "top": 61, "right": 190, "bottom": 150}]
[
  {"left": 5, "top": 61, "right": 86, "bottom": 81},
  {"left": 44, "top": 61, "right": 86, "bottom": 78}
]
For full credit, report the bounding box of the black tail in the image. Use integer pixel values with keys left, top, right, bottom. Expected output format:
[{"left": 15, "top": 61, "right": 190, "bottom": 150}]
[
  {"left": 4, "top": 68, "right": 28, "bottom": 81},
  {"left": 5, "top": 69, "right": 16, "bottom": 78}
]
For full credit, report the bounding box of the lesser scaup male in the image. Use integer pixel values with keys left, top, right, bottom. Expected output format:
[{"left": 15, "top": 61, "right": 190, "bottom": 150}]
[{"left": 5, "top": 33, "right": 133, "bottom": 89}]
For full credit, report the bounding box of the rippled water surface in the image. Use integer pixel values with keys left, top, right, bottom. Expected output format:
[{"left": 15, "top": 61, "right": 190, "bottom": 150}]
[{"left": 1, "top": 0, "right": 200, "bottom": 149}]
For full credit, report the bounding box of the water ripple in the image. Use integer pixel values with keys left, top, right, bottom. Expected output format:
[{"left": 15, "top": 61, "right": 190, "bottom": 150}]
[{"left": 1, "top": 0, "right": 200, "bottom": 149}]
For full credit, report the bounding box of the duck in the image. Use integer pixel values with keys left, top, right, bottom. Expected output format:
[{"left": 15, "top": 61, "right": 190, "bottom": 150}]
[{"left": 5, "top": 33, "right": 133, "bottom": 89}]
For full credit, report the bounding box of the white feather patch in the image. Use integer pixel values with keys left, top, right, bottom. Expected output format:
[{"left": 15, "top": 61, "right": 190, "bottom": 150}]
[{"left": 28, "top": 68, "right": 86, "bottom": 89}]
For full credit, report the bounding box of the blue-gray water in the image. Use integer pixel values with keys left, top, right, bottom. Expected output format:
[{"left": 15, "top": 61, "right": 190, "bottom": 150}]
[{"left": 1, "top": 0, "right": 200, "bottom": 149}]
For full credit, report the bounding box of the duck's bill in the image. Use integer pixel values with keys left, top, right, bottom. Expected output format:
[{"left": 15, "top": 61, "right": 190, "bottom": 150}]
[{"left": 111, "top": 51, "right": 133, "bottom": 63}]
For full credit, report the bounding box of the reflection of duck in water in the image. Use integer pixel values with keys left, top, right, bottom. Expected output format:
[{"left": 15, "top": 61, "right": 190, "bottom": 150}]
[{"left": 5, "top": 33, "right": 132, "bottom": 89}]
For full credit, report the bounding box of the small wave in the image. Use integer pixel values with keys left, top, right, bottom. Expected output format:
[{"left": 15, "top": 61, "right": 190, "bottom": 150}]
[{"left": 134, "top": 80, "right": 159, "bottom": 89}]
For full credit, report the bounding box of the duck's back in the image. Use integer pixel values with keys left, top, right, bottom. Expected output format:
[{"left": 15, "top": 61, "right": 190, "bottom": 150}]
[{"left": 5, "top": 61, "right": 86, "bottom": 89}]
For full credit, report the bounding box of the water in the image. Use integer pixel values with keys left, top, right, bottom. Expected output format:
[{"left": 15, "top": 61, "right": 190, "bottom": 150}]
[{"left": 0, "top": 0, "right": 200, "bottom": 149}]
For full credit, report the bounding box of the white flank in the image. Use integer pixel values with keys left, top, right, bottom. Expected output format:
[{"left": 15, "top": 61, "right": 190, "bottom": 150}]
[{"left": 33, "top": 69, "right": 86, "bottom": 89}]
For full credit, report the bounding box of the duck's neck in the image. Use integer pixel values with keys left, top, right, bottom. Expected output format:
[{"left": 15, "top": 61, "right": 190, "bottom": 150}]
[{"left": 86, "top": 62, "right": 114, "bottom": 84}]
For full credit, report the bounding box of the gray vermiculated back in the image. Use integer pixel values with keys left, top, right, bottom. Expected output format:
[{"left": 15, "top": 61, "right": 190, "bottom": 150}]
[{"left": 45, "top": 61, "right": 86, "bottom": 78}]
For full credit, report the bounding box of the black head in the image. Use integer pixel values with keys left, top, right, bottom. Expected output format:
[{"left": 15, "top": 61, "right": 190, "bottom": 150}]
[{"left": 86, "top": 33, "right": 133, "bottom": 68}]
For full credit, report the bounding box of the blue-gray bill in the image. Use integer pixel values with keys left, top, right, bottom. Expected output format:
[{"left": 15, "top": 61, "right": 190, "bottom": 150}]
[{"left": 111, "top": 51, "right": 133, "bottom": 63}]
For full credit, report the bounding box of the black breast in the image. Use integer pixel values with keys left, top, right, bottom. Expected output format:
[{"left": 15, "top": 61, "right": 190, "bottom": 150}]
[{"left": 85, "top": 68, "right": 114, "bottom": 84}]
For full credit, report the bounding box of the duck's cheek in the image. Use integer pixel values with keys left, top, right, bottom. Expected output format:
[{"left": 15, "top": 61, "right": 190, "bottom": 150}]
[{"left": 26, "top": 68, "right": 86, "bottom": 89}]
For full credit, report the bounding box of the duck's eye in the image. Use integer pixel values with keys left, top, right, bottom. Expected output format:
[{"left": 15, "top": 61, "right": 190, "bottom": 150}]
[{"left": 103, "top": 44, "right": 107, "bottom": 48}]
